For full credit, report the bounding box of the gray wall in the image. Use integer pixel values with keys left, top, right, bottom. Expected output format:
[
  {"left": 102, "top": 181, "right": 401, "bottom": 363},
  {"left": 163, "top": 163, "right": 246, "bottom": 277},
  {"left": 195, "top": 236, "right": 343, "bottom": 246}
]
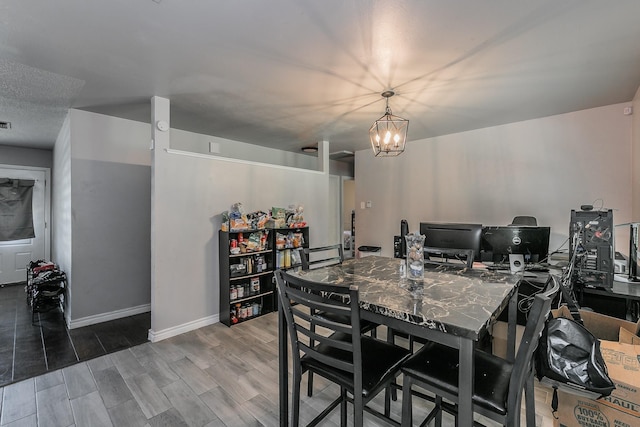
[
  {"left": 355, "top": 103, "right": 634, "bottom": 258},
  {"left": 0, "top": 145, "right": 52, "bottom": 169},
  {"left": 47, "top": 107, "right": 345, "bottom": 333},
  {"left": 53, "top": 109, "right": 152, "bottom": 326}
]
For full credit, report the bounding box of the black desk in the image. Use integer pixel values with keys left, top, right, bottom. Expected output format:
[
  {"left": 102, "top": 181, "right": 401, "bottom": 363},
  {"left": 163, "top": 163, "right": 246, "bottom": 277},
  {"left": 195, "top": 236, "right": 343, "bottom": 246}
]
[
  {"left": 578, "top": 278, "right": 640, "bottom": 321},
  {"left": 278, "top": 256, "right": 521, "bottom": 426}
]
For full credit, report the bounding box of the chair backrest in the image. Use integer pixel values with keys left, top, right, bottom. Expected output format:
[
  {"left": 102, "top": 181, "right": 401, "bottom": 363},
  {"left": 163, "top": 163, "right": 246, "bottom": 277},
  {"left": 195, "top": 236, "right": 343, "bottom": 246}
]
[
  {"left": 274, "top": 269, "right": 362, "bottom": 383},
  {"left": 423, "top": 247, "right": 474, "bottom": 269},
  {"left": 510, "top": 216, "right": 538, "bottom": 226},
  {"left": 508, "top": 274, "right": 560, "bottom": 411},
  {"left": 301, "top": 244, "right": 344, "bottom": 270}
]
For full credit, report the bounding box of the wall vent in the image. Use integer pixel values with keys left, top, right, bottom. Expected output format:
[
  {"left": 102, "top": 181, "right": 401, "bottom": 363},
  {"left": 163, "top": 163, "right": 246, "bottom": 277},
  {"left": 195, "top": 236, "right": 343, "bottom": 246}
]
[{"left": 0, "top": 121, "right": 11, "bottom": 130}]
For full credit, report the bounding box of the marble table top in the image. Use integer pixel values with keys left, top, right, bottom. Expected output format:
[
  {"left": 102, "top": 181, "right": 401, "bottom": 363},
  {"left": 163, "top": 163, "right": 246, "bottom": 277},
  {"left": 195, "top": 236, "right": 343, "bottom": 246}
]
[{"left": 289, "top": 255, "right": 521, "bottom": 340}]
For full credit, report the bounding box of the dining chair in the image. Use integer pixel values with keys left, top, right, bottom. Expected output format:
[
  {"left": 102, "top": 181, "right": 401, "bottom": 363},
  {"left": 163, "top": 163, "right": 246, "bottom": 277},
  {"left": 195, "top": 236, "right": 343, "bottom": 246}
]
[
  {"left": 400, "top": 274, "right": 560, "bottom": 427},
  {"left": 274, "top": 269, "right": 411, "bottom": 427},
  {"left": 301, "top": 244, "right": 379, "bottom": 397},
  {"left": 301, "top": 244, "right": 344, "bottom": 270}
]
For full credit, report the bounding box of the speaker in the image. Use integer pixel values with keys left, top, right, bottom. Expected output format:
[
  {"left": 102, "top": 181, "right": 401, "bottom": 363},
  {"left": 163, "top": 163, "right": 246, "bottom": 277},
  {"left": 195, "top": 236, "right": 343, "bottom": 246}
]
[
  {"left": 509, "top": 254, "right": 525, "bottom": 273},
  {"left": 400, "top": 219, "right": 409, "bottom": 258},
  {"left": 393, "top": 235, "right": 402, "bottom": 258}
]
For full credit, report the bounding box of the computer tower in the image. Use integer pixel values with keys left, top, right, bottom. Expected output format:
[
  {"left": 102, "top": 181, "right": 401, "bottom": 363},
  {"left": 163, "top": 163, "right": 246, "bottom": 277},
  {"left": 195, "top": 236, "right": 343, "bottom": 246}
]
[{"left": 569, "top": 209, "right": 614, "bottom": 290}]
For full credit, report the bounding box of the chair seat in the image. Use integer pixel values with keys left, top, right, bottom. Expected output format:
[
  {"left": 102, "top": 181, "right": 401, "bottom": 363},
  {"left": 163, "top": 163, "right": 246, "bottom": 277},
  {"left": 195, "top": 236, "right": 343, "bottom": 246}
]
[
  {"left": 314, "top": 311, "right": 378, "bottom": 334},
  {"left": 402, "top": 341, "right": 513, "bottom": 415},
  {"left": 303, "top": 333, "right": 411, "bottom": 399}
]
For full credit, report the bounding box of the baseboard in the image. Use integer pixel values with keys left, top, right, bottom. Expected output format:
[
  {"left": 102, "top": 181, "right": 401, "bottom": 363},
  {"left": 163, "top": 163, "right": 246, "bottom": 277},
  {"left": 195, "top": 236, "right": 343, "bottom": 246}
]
[
  {"left": 147, "top": 314, "right": 220, "bottom": 343},
  {"left": 68, "top": 303, "right": 151, "bottom": 329}
]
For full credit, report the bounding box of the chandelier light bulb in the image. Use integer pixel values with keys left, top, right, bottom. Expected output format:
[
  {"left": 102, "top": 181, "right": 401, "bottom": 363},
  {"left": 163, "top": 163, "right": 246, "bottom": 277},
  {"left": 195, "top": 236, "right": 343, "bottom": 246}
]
[{"left": 384, "top": 131, "right": 392, "bottom": 144}]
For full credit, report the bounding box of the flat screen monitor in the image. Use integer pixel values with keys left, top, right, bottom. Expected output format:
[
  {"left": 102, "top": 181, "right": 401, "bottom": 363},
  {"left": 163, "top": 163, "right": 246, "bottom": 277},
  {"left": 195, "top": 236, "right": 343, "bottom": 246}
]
[
  {"left": 481, "top": 226, "right": 551, "bottom": 264},
  {"left": 419, "top": 222, "right": 483, "bottom": 261}
]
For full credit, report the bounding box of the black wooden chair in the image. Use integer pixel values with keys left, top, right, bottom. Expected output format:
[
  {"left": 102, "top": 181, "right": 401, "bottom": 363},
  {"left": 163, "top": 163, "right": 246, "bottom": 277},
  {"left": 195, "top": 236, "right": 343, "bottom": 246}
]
[
  {"left": 301, "top": 243, "right": 379, "bottom": 396},
  {"left": 400, "top": 274, "right": 560, "bottom": 427},
  {"left": 274, "top": 269, "right": 411, "bottom": 427},
  {"left": 301, "top": 244, "right": 344, "bottom": 270}
]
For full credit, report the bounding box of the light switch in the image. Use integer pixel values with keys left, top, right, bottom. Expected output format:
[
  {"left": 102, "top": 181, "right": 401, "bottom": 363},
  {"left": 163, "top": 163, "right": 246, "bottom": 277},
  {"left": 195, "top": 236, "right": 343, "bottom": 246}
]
[
  {"left": 360, "top": 202, "right": 366, "bottom": 209},
  {"left": 366, "top": 201, "right": 372, "bottom": 208}
]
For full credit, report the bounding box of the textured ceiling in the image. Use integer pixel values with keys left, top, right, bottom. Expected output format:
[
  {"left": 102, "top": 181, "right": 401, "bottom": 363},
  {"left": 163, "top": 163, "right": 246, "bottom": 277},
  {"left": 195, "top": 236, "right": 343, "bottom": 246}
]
[{"left": 1, "top": 0, "right": 639, "bottom": 155}]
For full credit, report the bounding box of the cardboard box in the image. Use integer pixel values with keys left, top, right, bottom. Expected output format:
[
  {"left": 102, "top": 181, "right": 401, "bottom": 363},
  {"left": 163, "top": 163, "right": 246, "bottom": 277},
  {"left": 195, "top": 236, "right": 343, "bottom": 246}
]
[
  {"left": 554, "top": 390, "right": 638, "bottom": 427},
  {"left": 550, "top": 307, "right": 640, "bottom": 427},
  {"left": 491, "top": 321, "right": 524, "bottom": 359}
]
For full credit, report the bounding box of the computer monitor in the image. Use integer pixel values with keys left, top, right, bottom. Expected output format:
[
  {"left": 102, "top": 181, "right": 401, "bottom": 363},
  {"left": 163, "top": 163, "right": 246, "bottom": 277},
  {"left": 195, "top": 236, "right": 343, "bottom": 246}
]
[
  {"left": 481, "top": 226, "right": 551, "bottom": 264},
  {"left": 419, "top": 222, "right": 483, "bottom": 261}
]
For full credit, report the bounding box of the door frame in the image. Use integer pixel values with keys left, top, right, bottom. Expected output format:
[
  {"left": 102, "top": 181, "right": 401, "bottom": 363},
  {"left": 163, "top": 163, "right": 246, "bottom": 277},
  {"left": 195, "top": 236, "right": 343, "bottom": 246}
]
[{"left": 0, "top": 164, "right": 51, "bottom": 263}]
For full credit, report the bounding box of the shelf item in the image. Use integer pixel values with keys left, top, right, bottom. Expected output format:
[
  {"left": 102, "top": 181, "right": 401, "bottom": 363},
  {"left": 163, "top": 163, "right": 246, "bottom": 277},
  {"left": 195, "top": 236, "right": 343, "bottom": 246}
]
[
  {"left": 25, "top": 260, "right": 66, "bottom": 324},
  {"left": 272, "top": 226, "right": 309, "bottom": 272},
  {"left": 218, "top": 226, "right": 309, "bottom": 326}
]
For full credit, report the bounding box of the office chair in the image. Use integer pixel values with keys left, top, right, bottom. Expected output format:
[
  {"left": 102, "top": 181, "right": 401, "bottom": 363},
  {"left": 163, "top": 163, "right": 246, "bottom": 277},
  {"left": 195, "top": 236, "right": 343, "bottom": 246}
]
[
  {"left": 300, "top": 244, "right": 379, "bottom": 397},
  {"left": 274, "top": 270, "right": 411, "bottom": 427},
  {"left": 400, "top": 275, "right": 560, "bottom": 427},
  {"left": 510, "top": 216, "right": 538, "bottom": 226}
]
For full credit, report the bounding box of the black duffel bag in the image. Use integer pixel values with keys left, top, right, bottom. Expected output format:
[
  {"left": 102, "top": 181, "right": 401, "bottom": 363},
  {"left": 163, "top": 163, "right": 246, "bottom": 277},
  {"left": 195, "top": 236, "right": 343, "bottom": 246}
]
[{"left": 535, "top": 313, "right": 615, "bottom": 414}]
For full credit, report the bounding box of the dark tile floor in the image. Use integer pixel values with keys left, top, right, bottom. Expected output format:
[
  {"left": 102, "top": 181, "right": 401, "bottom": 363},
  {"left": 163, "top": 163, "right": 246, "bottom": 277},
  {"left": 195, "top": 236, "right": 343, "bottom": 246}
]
[{"left": 0, "top": 282, "right": 150, "bottom": 387}]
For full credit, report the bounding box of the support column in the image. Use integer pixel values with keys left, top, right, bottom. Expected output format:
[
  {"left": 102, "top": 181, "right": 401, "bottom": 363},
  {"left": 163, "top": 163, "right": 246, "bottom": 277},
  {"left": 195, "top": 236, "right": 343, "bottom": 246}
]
[
  {"left": 150, "top": 96, "right": 170, "bottom": 340},
  {"left": 317, "top": 140, "right": 329, "bottom": 174}
]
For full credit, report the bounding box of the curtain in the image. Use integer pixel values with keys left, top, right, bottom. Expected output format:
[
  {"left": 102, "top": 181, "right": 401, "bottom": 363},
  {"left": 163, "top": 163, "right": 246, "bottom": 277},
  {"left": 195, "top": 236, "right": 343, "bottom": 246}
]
[{"left": 0, "top": 178, "right": 36, "bottom": 241}]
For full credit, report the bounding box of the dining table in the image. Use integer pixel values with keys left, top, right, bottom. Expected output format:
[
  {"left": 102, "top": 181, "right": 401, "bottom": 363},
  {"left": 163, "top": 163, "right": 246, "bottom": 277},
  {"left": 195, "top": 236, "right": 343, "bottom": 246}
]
[{"left": 277, "top": 255, "right": 523, "bottom": 427}]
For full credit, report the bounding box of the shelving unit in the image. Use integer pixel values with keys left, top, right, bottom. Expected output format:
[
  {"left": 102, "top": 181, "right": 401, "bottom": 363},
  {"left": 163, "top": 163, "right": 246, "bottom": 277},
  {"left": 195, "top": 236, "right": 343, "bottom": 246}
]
[
  {"left": 219, "top": 226, "right": 309, "bottom": 327},
  {"left": 26, "top": 261, "right": 66, "bottom": 324},
  {"left": 219, "top": 229, "right": 275, "bottom": 326}
]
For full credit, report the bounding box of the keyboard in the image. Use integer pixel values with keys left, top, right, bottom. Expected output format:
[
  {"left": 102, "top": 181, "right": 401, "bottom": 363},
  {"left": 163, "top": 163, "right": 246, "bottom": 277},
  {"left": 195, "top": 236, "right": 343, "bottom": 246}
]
[
  {"left": 525, "top": 264, "right": 550, "bottom": 272},
  {"left": 485, "top": 263, "right": 549, "bottom": 272},
  {"left": 486, "top": 264, "right": 510, "bottom": 271}
]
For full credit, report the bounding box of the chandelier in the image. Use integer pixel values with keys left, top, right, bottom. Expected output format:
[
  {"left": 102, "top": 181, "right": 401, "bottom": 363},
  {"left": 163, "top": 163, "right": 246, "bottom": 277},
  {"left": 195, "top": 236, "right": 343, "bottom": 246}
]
[{"left": 369, "top": 90, "right": 409, "bottom": 157}]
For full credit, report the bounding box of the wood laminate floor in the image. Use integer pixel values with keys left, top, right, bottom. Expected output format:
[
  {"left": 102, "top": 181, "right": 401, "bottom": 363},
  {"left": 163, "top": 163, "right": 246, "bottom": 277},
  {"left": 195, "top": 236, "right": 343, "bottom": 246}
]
[
  {"left": 0, "top": 304, "right": 557, "bottom": 426},
  {"left": 0, "top": 283, "right": 150, "bottom": 389}
]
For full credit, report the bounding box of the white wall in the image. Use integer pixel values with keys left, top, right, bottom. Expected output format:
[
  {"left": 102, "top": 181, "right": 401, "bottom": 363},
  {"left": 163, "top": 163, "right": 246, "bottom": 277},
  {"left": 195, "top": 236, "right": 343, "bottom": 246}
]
[
  {"left": 632, "top": 87, "right": 640, "bottom": 221},
  {"left": 150, "top": 145, "right": 340, "bottom": 338},
  {"left": 355, "top": 103, "right": 633, "bottom": 258},
  {"left": 171, "top": 128, "right": 353, "bottom": 176},
  {"left": 52, "top": 114, "right": 72, "bottom": 322}
]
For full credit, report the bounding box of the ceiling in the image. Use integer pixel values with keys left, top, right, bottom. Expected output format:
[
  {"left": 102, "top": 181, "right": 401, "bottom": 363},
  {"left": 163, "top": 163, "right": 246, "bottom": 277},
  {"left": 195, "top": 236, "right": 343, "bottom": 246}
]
[{"left": 1, "top": 1, "right": 640, "bottom": 159}]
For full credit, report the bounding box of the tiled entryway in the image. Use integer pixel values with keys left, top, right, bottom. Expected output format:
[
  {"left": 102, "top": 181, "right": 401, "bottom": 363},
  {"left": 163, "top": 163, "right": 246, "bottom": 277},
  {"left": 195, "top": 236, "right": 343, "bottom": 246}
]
[{"left": 0, "top": 283, "right": 150, "bottom": 388}]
